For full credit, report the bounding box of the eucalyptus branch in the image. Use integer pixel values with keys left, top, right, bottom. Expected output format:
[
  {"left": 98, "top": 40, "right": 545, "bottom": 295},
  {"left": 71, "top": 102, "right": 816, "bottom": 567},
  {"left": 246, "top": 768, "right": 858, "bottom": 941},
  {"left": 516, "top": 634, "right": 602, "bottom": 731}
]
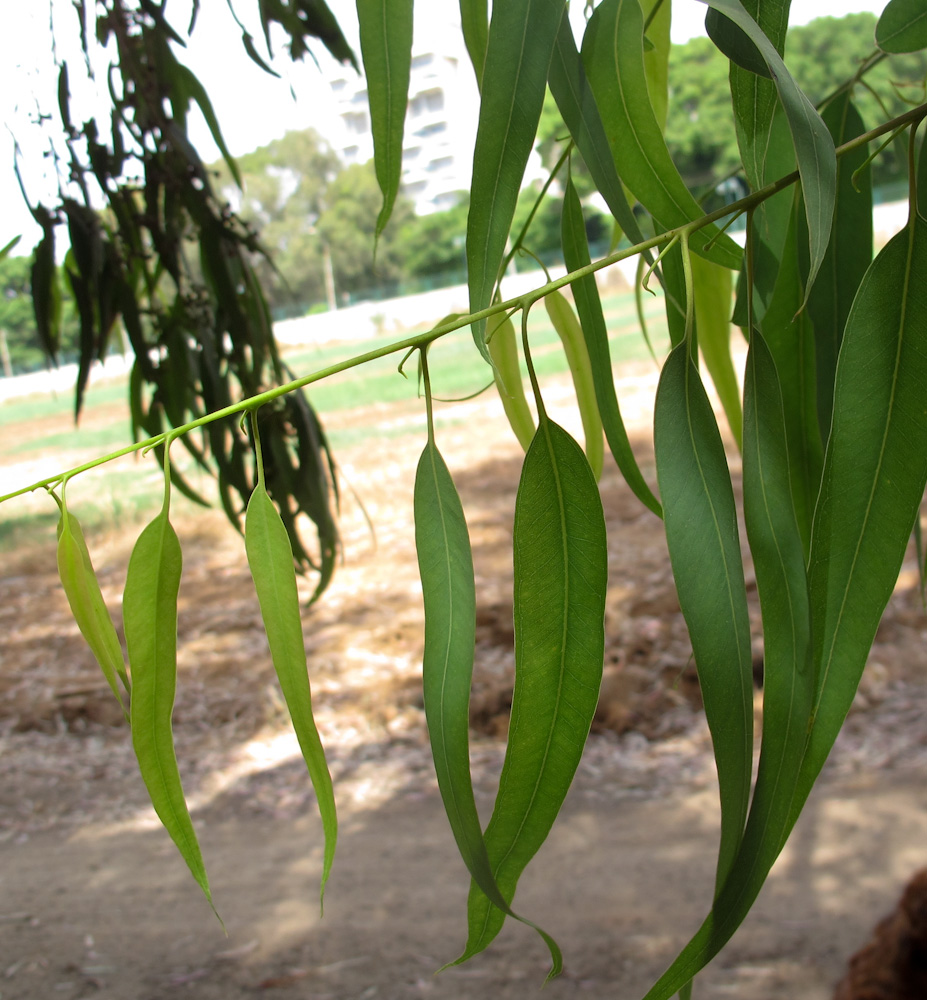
[{"left": 5, "top": 100, "right": 926, "bottom": 508}]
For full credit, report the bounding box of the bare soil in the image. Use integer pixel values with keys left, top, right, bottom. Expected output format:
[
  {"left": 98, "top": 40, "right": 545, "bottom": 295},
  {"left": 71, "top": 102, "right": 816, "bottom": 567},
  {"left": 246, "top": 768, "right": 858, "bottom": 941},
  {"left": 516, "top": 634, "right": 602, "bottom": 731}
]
[{"left": 2, "top": 360, "right": 927, "bottom": 1000}]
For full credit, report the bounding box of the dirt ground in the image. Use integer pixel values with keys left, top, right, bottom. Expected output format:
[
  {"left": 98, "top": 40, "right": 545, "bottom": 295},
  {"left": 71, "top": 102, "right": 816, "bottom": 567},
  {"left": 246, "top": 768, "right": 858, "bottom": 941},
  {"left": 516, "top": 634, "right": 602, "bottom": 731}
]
[{"left": 2, "top": 358, "right": 927, "bottom": 1000}]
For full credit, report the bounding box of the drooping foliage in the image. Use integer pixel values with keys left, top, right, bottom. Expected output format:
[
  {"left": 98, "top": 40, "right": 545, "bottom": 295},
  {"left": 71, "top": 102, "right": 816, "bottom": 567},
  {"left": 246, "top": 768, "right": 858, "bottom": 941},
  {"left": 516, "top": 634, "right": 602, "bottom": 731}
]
[{"left": 5, "top": 1, "right": 927, "bottom": 996}]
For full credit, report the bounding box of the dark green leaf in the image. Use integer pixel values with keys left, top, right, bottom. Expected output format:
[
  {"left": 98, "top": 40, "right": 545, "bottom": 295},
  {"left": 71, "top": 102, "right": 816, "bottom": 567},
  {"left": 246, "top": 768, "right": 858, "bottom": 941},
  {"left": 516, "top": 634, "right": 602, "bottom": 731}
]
[
  {"left": 876, "top": 0, "right": 927, "bottom": 53},
  {"left": 796, "top": 210, "right": 927, "bottom": 823},
  {"left": 701, "top": 0, "right": 836, "bottom": 299},
  {"left": 561, "top": 175, "right": 661, "bottom": 514},
  {"left": 654, "top": 343, "right": 753, "bottom": 895},
  {"left": 356, "top": 0, "right": 413, "bottom": 238},
  {"left": 467, "top": 0, "right": 564, "bottom": 357},
  {"left": 705, "top": 8, "right": 770, "bottom": 78},
  {"left": 414, "top": 441, "right": 561, "bottom": 973},
  {"left": 457, "top": 418, "right": 606, "bottom": 969},
  {"left": 582, "top": 0, "right": 742, "bottom": 270}
]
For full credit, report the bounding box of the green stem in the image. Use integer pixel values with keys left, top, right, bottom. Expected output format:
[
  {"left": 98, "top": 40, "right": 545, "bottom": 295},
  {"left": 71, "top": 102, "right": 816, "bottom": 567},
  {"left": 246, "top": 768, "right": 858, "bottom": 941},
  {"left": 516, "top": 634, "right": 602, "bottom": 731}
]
[{"left": 4, "top": 101, "right": 926, "bottom": 507}]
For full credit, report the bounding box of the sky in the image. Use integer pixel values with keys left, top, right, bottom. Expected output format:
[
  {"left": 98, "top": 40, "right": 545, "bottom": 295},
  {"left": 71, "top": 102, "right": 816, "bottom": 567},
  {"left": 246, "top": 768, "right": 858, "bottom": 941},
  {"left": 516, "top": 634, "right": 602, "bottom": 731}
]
[{"left": 0, "top": 0, "right": 892, "bottom": 254}]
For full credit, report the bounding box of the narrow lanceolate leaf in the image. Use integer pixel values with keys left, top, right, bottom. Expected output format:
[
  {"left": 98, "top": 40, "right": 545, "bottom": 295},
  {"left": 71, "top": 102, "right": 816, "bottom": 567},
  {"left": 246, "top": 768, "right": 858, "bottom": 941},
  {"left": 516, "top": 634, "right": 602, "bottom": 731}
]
[
  {"left": 805, "top": 94, "right": 872, "bottom": 443},
  {"left": 582, "top": 0, "right": 742, "bottom": 271},
  {"left": 721, "top": 0, "right": 791, "bottom": 191},
  {"left": 876, "top": 0, "right": 927, "bottom": 53},
  {"left": 459, "top": 0, "right": 488, "bottom": 87},
  {"left": 548, "top": 13, "right": 644, "bottom": 246},
  {"left": 642, "top": 333, "right": 813, "bottom": 1000},
  {"left": 700, "top": 0, "right": 836, "bottom": 300},
  {"left": 691, "top": 254, "right": 743, "bottom": 452},
  {"left": 57, "top": 507, "right": 129, "bottom": 718},
  {"left": 654, "top": 344, "right": 753, "bottom": 896},
  {"left": 414, "top": 442, "right": 561, "bottom": 975},
  {"left": 467, "top": 0, "right": 565, "bottom": 357},
  {"left": 794, "top": 210, "right": 927, "bottom": 826},
  {"left": 457, "top": 418, "right": 607, "bottom": 967},
  {"left": 246, "top": 482, "right": 337, "bottom": 905},
  {"left": 544, "top": 290, "right": 605, "bottom": 480},
  {"left": 761, "top": 206, "right": 823, "bottom": 558},
  {"left": 641, "top": 0, "right": 671, "bottom": 131},
  {"left": 356, "top": 0, "right": 414, "bottom": 238},
  {"left": 561, "top": 176, "right": 661, "bottom": 515},
  {"left": 488, "top": 312, "right": 536, "bottom": 451},
  {"left": 124, "top": 507, "right": 214, "bottom": 912}
]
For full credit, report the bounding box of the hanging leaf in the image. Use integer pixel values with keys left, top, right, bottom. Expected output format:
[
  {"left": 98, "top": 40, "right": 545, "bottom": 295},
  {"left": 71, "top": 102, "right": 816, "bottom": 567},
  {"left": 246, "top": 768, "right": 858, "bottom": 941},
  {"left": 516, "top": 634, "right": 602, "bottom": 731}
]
[
  {"left": 56, "top": 503, "right": 130, "bottom": 717},
  {"left": 561, "top": 175, "right": 661, "bottom": 514},
  {"left": 124, "top": 485, "right": 216, "bottom": 916},
  {"left": 701, "top": 0, "right": 836, "bottom": 301},
  {"left": 691, "top": 254, "right": 743, "bottom": 451},
  {"left": 414, "top": 439, "right": 561, "bottom": 974},
  {"left": 654, "top": 343, "right": 753, "bottom": 896},
  {"left": 357, "top": 0, "right": 414, "bottom": 238},
  {"left": 456, "top": 417, "right": 606, "bottom": 968},
  {"left": 643, "top": 332, "right": 813, "bottom": 1000},
  {"left": 581, "top": 0, "right": 742, "bottom": 270},
  {"left": 246, "top": 470, "right": 337, "bottom": 906},
  {"left": 487, "top": 311, "right": 536, "bottom": 451},
  {"left": 795, "top": 208, "right": 927, "bottom": 824},
  {"left": 459, "top": 0, "right": 488, "bottom": 87},
  {"left": 876, "top": 0, "right": 927, "bottom": 54},
  {"left": 544, "top": 290, "right": 605, "bottom": 480},
  {"left": 467, "top": 0, "right": 565, "bottom": 357}
]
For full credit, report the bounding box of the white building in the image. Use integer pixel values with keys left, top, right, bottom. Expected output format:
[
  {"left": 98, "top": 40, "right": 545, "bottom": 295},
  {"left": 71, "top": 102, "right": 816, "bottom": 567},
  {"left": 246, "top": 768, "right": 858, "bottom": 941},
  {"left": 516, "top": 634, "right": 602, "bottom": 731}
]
[{"left": 327, "top": 27, "right": 481, "bottom": 215}]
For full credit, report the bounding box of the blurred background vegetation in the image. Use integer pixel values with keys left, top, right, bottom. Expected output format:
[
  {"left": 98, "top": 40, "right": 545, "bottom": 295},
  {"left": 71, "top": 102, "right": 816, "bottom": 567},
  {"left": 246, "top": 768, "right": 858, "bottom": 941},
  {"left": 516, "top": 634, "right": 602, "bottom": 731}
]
[{"left": 1, "top": 11, "right": 923, "bottom": 375}]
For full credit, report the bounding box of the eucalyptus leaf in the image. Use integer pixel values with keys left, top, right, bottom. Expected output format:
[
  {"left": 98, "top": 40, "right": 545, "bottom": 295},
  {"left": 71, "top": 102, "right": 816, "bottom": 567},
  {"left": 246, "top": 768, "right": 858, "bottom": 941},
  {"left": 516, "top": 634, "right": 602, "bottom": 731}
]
[{"left": 876, "top": 0, "right": 927, "bottom": 54}]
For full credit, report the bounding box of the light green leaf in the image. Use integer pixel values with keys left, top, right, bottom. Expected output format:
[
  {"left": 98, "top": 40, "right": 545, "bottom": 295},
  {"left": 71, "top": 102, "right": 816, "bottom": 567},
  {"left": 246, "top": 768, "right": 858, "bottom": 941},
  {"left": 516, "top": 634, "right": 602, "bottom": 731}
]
[
  {"left": 581, "top": 0, "right": 742, "bottom": 270},
  {"left": 124, "top": 504, "right": 216, "bottom": 915},
  {"left": 561, "top": 175, "right": 661, "bottom": 514},
  {"left": 457, "top": 418, "right": 606, "bottom": 969},
  {"left": 795, "top": 210, "right": 927, "bottom": 823},
  {"left": 414, "top": 440, "right": 561, "bottom": 974},
  {"left": 654, "top": 343, "right": 753, "bottom": 896},
  {"left": 691, "top": 254, "right": 742, "bottom": 452},
  {"left": 876, "top": 0, "right": 927, "bottom": 53},
  {"left": 56, "top": 505, "right": 129, "bottom": 718},
  {"left": 641, "top": 0, "right": 671, "bottom": 130},
  {"left": 246, "top": 479, "right": 337, "bottom": 905},
  {"left": 544, "top": 290, "right": 604, "bottom": 480},
  {"left": 487, "top": 311, "right": 536, "bottom": 451},
  {"left": 700, "top": 0, "right": 836, "bottom": 300},
  {"left": 356, "top": 0, "right": 414, "bottom": 238},
  {"left": 467, "top": 0, "right": 564, "bottom": 358}
]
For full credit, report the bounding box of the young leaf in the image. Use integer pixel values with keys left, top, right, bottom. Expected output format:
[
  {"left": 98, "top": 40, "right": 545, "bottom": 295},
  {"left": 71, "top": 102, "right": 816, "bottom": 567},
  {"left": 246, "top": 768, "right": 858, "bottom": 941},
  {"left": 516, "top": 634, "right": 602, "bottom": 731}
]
[
  {"left": 414, "top": 440, "right": 561, "bottom": 974},
  {"left": 581, "top": 0, "right": 742, "bottom": 271},
  {"left": 654, "top": 343, "right": 753, "bottom": 896},
  {"left": 487, "top": 312, "right": 536, "bottom": 451},
  {"left": 467, "top": 0, "right": 577, "bottom": 357},
  {"left": 457, "top": 417, "right": 607, "bottom": 967},
  {"left": 124, "top": 498, "right": 215, "bottom": 914},
  {"left": 795, "top": 208, "right": 927, "bottom": 824},
  {"left": 642, "top": 332, "right": 814, "bottom": 1000},
  {"left": 700, "top": 0, "right": 836, "bottom": 300},
  {"left": 691, "top": 254, "right": 743, "bottom": 451},
  {"left": 876, "top": 0, "right": 927, "bottom": 54},
  {"left": 356, "top": 0, "right": 414, "bottom": 238},
  {"left": 246, "top": 476, "right": 337, "bottom": 905},
  {"left": 56, "top": 504, "right": 129, "bottom": 718},
  {"left": 544, "top": 290, "right": 605, "bottom": 480},
  {"left": 560, "top": 175, "right": 661, "bottom": 514}
]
